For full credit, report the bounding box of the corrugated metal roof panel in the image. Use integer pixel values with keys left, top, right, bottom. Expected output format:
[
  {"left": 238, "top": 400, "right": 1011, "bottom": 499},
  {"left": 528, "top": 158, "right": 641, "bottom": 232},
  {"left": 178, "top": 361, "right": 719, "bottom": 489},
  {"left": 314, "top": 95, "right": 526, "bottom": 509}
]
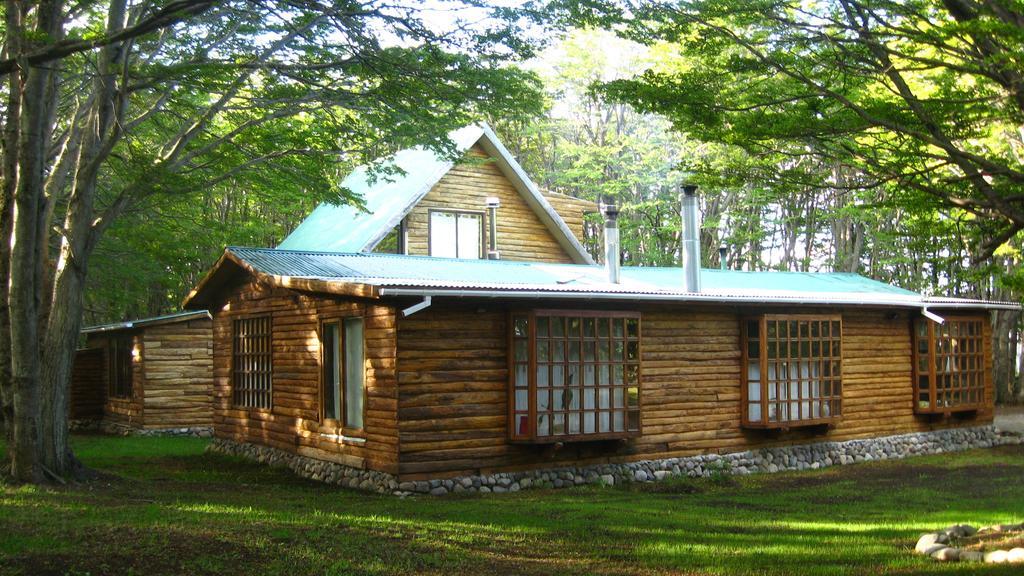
[{"left": 227, "top": 246, "right": 980, "bottom": 308}]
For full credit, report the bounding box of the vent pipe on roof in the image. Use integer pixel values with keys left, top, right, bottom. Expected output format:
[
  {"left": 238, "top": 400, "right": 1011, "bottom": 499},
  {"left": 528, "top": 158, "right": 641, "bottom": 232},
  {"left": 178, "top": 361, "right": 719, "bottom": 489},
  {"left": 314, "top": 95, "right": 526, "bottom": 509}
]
[
  {"left": 486, "top": 197, "right": 500, "bottom": 260},
  {"left": 603, "top": 203, "right": 621, "bottom": 284},
  {"left": 719, "top": 246, "right": 728, "bottom": 270},
  {"left": 681, "top": 185, "right": 701, "bottom": 292}
]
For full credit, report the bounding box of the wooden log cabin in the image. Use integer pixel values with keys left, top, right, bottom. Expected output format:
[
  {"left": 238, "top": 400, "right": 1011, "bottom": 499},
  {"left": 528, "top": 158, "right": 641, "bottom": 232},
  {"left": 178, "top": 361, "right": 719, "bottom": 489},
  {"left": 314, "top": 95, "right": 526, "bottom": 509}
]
[
  {"left": 70, "top": 311, "right": 214, "bottom": 434},
  {"left": 183, "top": 124, "right": 1019, "bottom": 489}
]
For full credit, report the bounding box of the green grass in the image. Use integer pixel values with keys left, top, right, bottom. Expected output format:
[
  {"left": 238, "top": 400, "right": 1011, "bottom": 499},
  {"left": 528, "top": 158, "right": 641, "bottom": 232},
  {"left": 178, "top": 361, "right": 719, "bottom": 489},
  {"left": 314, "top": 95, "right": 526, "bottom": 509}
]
[{"left": 2, "top": 435, "right": 1024, "bottom": 575}]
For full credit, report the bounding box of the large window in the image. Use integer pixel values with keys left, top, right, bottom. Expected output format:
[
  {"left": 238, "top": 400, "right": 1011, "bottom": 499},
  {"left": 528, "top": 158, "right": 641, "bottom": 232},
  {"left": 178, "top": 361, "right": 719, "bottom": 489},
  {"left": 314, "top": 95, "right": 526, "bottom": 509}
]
[
  {"left": 108, "top": 335, "right": 133, "bottom": 399},
  {"left": 429, "top": 210, "right": 482, "bottom": 259},
  {"left": 510, "top": 311, "right": 641, "bottom": 442},
  {"left": 914, "top": 317, "right": 985, "bottom": 413},
  {"left": 321, "top": 317, "right": 365, "bottom": 430},
  {"left": 232, "top": 316, "right": 272, "bottom": 409},
  {"left": 742, "top": 315, "right": 843, "bottom": 428}
]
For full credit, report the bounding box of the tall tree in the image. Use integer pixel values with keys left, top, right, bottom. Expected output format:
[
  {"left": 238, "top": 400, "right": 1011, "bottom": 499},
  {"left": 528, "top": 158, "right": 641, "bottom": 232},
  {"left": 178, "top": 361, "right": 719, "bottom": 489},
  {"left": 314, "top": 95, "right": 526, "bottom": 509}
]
[{"left": 0, "top": 0, "right": 542, "bottom": 482}]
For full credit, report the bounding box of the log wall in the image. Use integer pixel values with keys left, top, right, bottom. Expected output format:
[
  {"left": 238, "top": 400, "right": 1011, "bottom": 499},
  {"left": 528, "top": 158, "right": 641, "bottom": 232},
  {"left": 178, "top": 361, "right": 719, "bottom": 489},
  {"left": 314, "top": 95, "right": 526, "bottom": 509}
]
[
  {"left": 394, "top": 303, "right": 994, "bottom": 480},
  {"left": 403, "top": 146, "right": 578, "bottom": 263},
  {"left": 211, "top": 280, "right": 398, "bottom": 473},
  {"left": 540, "top": 190, "right": 597, "bottom": 247},
  {"left": 140, "top": 318, "right": 214, "bottom": 429}
]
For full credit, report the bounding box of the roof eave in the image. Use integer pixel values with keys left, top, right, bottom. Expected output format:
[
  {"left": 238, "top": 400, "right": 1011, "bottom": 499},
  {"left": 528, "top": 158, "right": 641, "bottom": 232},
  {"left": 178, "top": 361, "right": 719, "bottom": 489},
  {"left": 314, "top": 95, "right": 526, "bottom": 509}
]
[
  {"left": 375, "top": 286, "right": 1021, "bottom": 310},
  {"left": 476, "top": 124, "right": 595, "bottom": 265},
  {"left": 82, "top": 310, "right": 213, "bottom": 335},
  {"left": 184, "top": 248, "right": 381, "bottom": 310}
]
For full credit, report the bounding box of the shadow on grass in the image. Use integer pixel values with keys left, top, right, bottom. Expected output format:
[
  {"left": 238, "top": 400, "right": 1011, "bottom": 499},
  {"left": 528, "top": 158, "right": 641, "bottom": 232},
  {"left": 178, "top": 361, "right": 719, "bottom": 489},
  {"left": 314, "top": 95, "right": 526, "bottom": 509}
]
[{"left": 3, "top": 437, "right": 1024, "bottom": 576}]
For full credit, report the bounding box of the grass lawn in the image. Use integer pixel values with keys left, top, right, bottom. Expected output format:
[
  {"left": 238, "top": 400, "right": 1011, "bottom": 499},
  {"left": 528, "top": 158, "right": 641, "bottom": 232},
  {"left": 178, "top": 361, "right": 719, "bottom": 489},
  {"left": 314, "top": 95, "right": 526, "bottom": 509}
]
[{"left": 2, "top": 436, "right": 1024, "bottom": 575}]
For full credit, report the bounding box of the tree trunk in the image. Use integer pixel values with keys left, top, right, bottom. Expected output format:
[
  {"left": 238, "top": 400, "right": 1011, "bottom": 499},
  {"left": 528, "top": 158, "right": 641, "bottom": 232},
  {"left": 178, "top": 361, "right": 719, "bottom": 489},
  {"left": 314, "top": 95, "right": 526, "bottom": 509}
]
[
  {"left": 5, "top": 0, "right": 65, "bottom": 483},
  {"left": 992, "top": 310, "right": 1017, "bottom": 405},
  {"left": 0, "top": 3, "right": 19, "bottom": 456},
  {"left": 38, "top": 0, "right": 125, "bottom": 477},
  {"left": 8, "top": 57, "right": 50, "bottom": 482}
]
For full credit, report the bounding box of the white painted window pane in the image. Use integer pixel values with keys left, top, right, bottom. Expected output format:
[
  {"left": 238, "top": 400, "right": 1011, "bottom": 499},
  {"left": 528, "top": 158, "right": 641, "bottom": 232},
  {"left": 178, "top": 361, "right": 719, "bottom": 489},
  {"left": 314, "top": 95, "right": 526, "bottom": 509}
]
[
  {"left": 429, "top": 212, "right": 457, "bottom": 258},
  {"left": 456, "top": 213, "right": 481, "bottom": 259},
  {"left": 343, "top": 318, "right": 364, "bottom": 429}
]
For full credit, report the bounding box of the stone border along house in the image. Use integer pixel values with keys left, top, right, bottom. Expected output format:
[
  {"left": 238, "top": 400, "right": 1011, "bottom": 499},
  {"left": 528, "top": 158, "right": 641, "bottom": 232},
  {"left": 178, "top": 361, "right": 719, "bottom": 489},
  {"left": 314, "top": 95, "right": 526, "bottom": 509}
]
[
  {"left": 70, "top": 311, "right": 214, "bottom": 436},
  {"left": 183, "top": 123, "right": 1021, "bottom": 495}
]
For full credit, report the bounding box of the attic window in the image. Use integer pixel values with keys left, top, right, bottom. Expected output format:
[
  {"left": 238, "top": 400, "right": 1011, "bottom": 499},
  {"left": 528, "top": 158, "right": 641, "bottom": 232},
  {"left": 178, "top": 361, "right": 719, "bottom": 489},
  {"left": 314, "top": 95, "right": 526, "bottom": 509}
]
[
  {"left": 429, "top": 210, "right": 482, "bottom": 259},
  {"left": 509, "top": 311, "right": 641, "bottom": 443},
  {"left": 914, "top": 317, "right": 986, "bottom": 414},
  {"left": 742, "top": 315, "right": 843, "bottom": 428}
]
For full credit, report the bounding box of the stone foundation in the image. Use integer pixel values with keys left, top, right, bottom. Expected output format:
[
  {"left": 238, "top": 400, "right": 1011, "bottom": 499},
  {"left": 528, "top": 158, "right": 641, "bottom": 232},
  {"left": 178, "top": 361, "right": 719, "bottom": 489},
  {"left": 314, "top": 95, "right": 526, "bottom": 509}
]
[
  {"left": 207, "top": 438, "right": 399, "bottom": 493},
  {"left": 70, "top": 419, "right": 213, "bottom": 438},
  {"left": 208, "top": 425, "right": 1021, "bottom": 496},
  {"left": 68, "top": 419, "right": 103, "bottom": 432}
]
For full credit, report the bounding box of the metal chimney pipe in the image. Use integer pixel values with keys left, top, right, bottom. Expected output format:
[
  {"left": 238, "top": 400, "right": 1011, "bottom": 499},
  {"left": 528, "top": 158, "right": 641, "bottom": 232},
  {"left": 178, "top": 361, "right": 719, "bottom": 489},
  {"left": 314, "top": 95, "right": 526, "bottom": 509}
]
[
  {"left": 603, "top": 203, "right": 621, "bottom": 284},
  {"left": 680, "top": 185, "right": 701, "bottom": 292},
  {"left": 719, "top": 246, "right": 728, "bottom": 270},
  {"left": 486, "top": 197, "right": 500, "bottom": 260}
]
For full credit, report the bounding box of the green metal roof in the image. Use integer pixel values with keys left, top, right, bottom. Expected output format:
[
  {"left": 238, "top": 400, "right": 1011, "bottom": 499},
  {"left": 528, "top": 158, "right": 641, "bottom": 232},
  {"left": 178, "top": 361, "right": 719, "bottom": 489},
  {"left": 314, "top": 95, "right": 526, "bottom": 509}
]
[
  {"left": 182, "top": 246, "right": 1017, "bottom": 310},
  {"left": 232, "top": 246, "right": 912, "bottom": 294},
  {"left": 214, "top": 246, "right": 1023, "bottom": 311}
]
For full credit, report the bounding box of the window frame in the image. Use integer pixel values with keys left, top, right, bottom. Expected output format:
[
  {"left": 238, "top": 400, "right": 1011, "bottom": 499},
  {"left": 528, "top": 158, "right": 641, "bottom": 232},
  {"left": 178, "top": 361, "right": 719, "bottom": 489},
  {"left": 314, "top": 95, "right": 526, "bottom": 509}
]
[
  {"left": 507, "top": 309, "right": 642, "bottom": 443},
  {"left": 427, "top": 209, "right": 485, "bottom": 259},
  {"left": 318, "top": 315, "right": 367, "bottom": 434},
  {"left": 913, "top": 315, "right": 986, "bottom": 415},
  {"left": 231, "top": 315, "right": 273, "bottom": 411},
  {"left": 740, "top": 314, "right": 844, "bottom": 429},
  {"left": 107, "top": 334, "right": 134, "bottom": 400}
]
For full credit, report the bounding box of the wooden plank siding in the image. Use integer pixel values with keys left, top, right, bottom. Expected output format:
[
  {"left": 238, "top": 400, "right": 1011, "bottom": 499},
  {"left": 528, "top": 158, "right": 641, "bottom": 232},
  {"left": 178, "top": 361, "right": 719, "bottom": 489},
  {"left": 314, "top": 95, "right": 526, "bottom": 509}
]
[
  {"left": 394, "top": 303, "right": 994, "bottom": 480},
  {"left": 402, "top": 146, "right": 577, "bottom": 263},
  {"left": 211, "top": 280, "right": 399, "bottom": 473},
  {"left": 140, "top": 318, "right": 214, "bottom": 429}
]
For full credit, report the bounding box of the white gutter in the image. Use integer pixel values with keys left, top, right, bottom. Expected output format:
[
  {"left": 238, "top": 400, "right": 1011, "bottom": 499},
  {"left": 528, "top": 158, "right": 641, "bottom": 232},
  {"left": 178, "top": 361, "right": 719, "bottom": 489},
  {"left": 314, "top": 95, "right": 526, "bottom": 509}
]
[
  {"left": 921, "top": 307, "right": 946, "bottom": 324},
  {"left": 400, "top": 295, "right": 432, "bottom": 317},
  {"left": 378, "top": 287, "right": 1020, "bottom": 310}
]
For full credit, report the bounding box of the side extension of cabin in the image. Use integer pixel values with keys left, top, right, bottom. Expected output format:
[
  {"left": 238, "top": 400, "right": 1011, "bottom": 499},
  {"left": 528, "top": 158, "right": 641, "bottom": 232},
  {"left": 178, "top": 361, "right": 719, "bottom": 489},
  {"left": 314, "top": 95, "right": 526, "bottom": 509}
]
[{"left": 70, "top": 312, "right": 214, "bottom": 433}]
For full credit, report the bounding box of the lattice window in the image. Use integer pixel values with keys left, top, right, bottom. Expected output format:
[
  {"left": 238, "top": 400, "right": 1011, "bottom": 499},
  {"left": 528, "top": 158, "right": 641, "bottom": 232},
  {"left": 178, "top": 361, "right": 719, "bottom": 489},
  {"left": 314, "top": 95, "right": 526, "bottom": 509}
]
[
  {"left": 742, "top": 315, "right": 843, "bottom": 428},
  {"left": 510, "top": 311, "right": 641, "bottom": 442},
  {"left": 233, "top": 316, "right": 272, "bottom": 409},
  {"left": 914, "top": 318, "right": 985, "bottom": 413}
]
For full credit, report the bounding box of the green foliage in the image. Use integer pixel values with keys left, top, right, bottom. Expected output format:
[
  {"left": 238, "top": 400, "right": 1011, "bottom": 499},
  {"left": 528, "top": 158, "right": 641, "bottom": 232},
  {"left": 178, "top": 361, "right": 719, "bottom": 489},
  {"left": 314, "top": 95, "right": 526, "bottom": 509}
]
[
  {"left": 531, "top": 2, "right": 1024, "bottom": 304},
  {"left": 75, "top": 1, "right": 546, "bottom": 324}
]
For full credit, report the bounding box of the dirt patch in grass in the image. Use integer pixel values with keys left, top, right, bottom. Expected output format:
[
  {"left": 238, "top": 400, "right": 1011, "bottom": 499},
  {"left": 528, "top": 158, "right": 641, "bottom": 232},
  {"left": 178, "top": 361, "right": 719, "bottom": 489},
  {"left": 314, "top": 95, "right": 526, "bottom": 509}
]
[{"left": 6, "top": 526, "right": 270, "bottom": 576}]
